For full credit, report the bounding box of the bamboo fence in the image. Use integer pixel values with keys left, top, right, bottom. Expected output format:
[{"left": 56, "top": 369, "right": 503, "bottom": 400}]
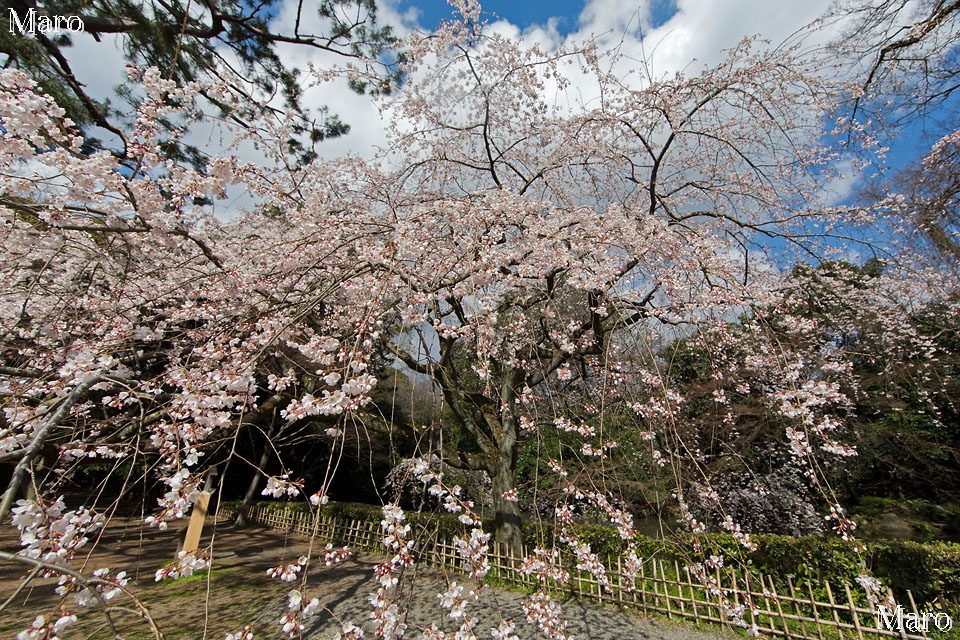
[{"left": 217, "top": 504, "right": 954, "bottom": 640}]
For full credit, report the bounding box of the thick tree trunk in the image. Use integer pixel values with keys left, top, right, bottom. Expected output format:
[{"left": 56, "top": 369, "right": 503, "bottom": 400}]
[
  {"left": 234, "top": 447, "right": 271, "bottom": 527},
  {"left": 491, "top": 371, "right": 524, "bottom": 557},
  {"left": 491, "top": 455, "right": 522, "bottom": 557}
]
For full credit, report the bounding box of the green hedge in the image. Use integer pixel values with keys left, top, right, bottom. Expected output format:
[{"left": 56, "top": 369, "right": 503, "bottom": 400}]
[{"left": 230, "top": 500, "right": 960, "bottom": 603}]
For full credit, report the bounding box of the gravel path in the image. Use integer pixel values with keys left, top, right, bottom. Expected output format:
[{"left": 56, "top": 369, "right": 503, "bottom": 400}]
[
  {"left": 302, "top": 553, "right": 729, "bottom": 640},
  {"left": 0, "top": 521, "right": 729, "bottom": 640}
]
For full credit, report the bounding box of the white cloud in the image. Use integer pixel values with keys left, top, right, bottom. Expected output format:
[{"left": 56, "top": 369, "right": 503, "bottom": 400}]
[
  {"left": 296, "top": 0, "right": 853, "bottom": 162},
  {"left": 267, "top": 0, "right": 422, "bottom": 161},
  {"left": 570, "top": 0, "right": 843, "bottom": 78},
  {"left": 43, "top": 0, "right": 864, "bottom": 217}
]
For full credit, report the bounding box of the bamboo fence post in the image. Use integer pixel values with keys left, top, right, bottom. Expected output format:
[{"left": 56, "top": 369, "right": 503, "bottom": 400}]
[
  {"left": 616, "top": 556, "right": 624, "bottom": 608},
  {"left": 745, "top": 573, "right": 758, "bottom": 635},
  {"left": 825, "top": 582, "right": 846, "bottom": 640},
  {"left": 732, "top": 571, "right": 740, "bottom": 614},
  {"left": 906, "top": 590, "right": 929, "bottom": 640},
  {"left": 769, "top": 578, "right": 792, "bottom": 639},
  {"left": 686, "top": 565, "right": 701, "bottom": 626},
  {"left": 676, "top": 561, "right": 687, "bottom": 619},
  {"left": 664, "top": 560, "right": 675, "bottom": 619},
  {"left": 717, "top": 567, "right": 727, "bottom": 630},
  {"left": 788, "top": 576, "right": 811, "bottom": 640},
  {"left": 640, "top": 561, "right": 647, "bottom": 615},
  {"left": 887, "top": 588, "right": 908, "bottom": 640},
  {"left": 759, "top": 574, "right": 774, "bottom": 633},
  {"left": 652, "top": 560, "right": 664, "bottom": 618},
  {"left": 807, "top": 580, "right": 825, "bottom": 640},
  {"left": 844, "top": 584, "right": 866, "bottom": 640},
  {"left": 653, "top": 560, "right": 662, "bottom": 614}
]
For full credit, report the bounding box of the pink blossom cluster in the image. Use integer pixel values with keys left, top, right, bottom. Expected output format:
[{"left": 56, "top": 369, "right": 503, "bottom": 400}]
[
  {"left": 262, "top": 474, "right": 305, "bottom": 499},
  {"left": 55, "top": 567, "right": 129, "bottom": 608},
  {"left": 15, "top": 614, "right": 78, "bottom": 640},
  {"left": 12, "top": 497, "right": 103, "bottom": 569},
  {"left": 522, "top": 593, "right": 570, "bottom": 640},
  {"left": 279, "top": 588, "right": 322, "bottom": 636},
  {"left": 155, "top": 549, "right": 210, "bottom": 581},
  {"left": 267, "top": 556, "right": 308, "bottom": 582},
  {"left": 323, "top": 543, "right": 353, "bottom": 566}
]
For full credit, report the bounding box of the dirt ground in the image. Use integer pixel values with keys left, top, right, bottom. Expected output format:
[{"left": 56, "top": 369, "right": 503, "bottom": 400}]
[{"left": 0, "top": 519, "right": 727, "bottom": 640}]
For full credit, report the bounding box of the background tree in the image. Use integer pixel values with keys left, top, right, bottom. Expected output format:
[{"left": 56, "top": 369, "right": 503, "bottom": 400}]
[
  {"left": 1, "top": 0, "right": 399, "bottom": 168},
  {"left": 332, "top": 6, "right": 867, "bottom": 554},
  {"left": 829, "top": 1, "right": 960, "bottom": 270},
  {"left": 645, "top": 258, "right": 959, "bottom": 535},
  {"left": 829, "top": 0, "right": 960, "bottom": 129},
  {"left": 3, "top": 2, "right": 960, "bottom": 637}
]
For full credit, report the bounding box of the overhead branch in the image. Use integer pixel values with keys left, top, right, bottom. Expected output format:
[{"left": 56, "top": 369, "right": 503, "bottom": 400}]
[{"left": 0, "top": 375, "right": 103, "bottom": 521}]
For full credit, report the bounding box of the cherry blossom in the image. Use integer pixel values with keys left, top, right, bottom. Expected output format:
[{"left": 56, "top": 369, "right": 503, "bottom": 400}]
[{"left": 1, "top": 1, "right": 953, "bottom": 636}]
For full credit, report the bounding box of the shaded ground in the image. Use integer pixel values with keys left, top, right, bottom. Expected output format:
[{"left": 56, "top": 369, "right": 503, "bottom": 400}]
[{"left": 0, "top": 519, "right": 727, "bottom": 640}]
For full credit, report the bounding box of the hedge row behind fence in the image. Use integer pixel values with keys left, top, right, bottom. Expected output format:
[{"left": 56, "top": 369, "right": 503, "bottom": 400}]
[{"left": 225, "top": 500, "right": 960, "bottom": 605}]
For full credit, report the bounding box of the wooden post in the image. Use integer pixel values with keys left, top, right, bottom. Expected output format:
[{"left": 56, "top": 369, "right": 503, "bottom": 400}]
[
  {"left": 788, "top": 576, "right": 810, "bottom": 639},
  {"left": 179, "top": 466, "right": 218, "bottom": 556},
  {"left": 180, "top": 491, "right": 211, "bottom": 554},
  {"left": 687, "top": 565, "right": 701, "bottom": 626},
  {"left": 770, "top": 578, "right": 792, "bottom": 639},
  {"left": 905, "top": 591, "right": 929, "bottom": 640},
  {"left": 825, "top": 581, "right": 846, "bottom": 640},
  {"left": 808, "top": 580, "right": 825, "bottom": 640},
  {"left": 844, "top": 584, "right": 866, "bottom": 640}
]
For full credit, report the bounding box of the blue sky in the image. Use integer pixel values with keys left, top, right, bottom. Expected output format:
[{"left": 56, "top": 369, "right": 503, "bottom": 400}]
[
  {"left": 397, "top": 0, "right": 678, "bottom": 35},
  {"left": 50, "top": 0, "right": 958, "bottom": 214},
  {"left": 398, "top": 0, "right": 957, "bottom": 197}
]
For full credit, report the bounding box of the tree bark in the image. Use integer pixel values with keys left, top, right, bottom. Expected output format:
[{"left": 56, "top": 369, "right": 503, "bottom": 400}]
[
  {"left": 491, "top": 370, "right": 524, "bottom": 557},
  {"left": 0, "top": 375, "right": 101, "bottom": 522},
  {"left": 234, "top": 446, "right": 271, "bottom": 528},
  {"left": 491, "top": 450, "right": 522, "bottom": 557}
]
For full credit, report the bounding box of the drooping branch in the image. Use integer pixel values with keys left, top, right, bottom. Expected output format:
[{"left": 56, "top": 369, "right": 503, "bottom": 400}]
[{"left": 0, "top": 375, "right": 103, "bottom": 521}]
